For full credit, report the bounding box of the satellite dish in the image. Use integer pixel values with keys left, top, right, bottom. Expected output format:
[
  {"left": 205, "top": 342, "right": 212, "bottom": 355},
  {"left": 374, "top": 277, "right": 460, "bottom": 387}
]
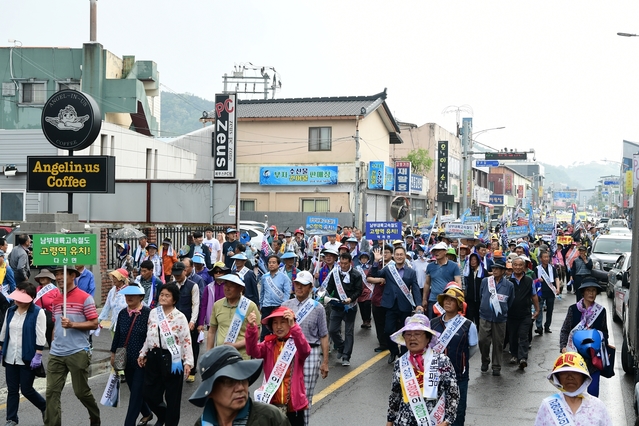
[{"left": 390, "top": 196, "right": 410, "bottom": 221}]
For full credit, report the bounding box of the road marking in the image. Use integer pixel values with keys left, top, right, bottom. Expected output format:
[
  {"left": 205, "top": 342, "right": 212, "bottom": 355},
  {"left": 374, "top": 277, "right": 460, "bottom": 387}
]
[{"left": 313, "top": 350, "right": 389, "bottom": 404}]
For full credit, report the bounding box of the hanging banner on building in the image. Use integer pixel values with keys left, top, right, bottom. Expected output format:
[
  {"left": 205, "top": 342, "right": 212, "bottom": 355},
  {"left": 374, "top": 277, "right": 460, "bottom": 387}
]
[
  {"left": 394, "top": 161, "right": 411, "bottom": 195},
  {"left": 411, "top": 174, "right": 423, "bottom": 193},
  {"left": 259, "top": 166, "right": 338, "bottom": 185},
  {"left": 365, "top": 221, "right": 402, "bottom": 240},
  {"left": 626, "top": 170, "right": 633, "bottom": 195},
  {"left": 368, "top": 161, "right": 384, "bottom": 190},
  {"left": 213, "top": 93, "right": 237, "bottom": 178},
  {"left": 517, "top": 185, "right": 524, "bottom": 199},
  {"left": 489, "top": 195, "right": 504, "bottom": 205},
  {"left": 384, "top": 166, "right": 395, "bottom": 190},
  {"left": 444, "top": 223, "right": 476, "bottom": 239},
  {"left": 27, "top": 156, "right": 115, "bottom": 193},
  {"left": 437, "top": 141, "right": 448, "bottom": 195},
  {"left": 506, "top": 225, "right": 529, "bottom": 238},
  {"left": 633, "top": 154, "right": 639, "bottom": 190},
  {"left": 505, "top": 174, "right": 513, "bottom": 195},
  {"left": 32, "top": 233, "right": 97, "bottom": 266},
  {"left": 305, "top": 217, "right": 339, "bottom": 235}
]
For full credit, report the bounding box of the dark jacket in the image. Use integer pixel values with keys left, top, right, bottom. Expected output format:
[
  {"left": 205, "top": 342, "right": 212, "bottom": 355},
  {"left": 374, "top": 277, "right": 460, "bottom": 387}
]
[
  {"left": 194, "top": 398, "right": 289, "bottom": 426},
  {"left": 560, "top": 302, "right": 609, "bottom": 351},
  {"left": 326, "top": 268, "right": 363, "bottom": 310},
  {"left": 430, "top": 315, "right": 473, "bottom": 381},
  {"left": 186, "top": 244, "right": 212, "bottom": 270},
  {"left": 110, "top": 306, "right": 150, "bottom": 370},
  {"left": 240, "top": 269, "right": 259, "bottom": 308},
  {"left": 508, "top": 273, "right": 535, "bottom": 319},
  {"left": 370, "top": 263, "right": 421, "bottom": 312},
  {"left": 1, "top": 303, "right": 43, "bottom": 363}
]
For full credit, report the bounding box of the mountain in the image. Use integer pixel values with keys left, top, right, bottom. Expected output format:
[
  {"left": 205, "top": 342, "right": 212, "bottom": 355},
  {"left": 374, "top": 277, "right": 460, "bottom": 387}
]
[
  {"left": 159, "top": 91, "right": 214, "bottom": 138},
  {"left": 540, "top": 162, "right": 620, "bottom": 190}
]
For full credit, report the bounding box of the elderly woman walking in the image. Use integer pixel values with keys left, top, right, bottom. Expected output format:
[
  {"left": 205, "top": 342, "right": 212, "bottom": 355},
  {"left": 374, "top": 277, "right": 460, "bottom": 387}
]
[
  {"left": 110, "top": 284, "right": 153, "bottom": 426},
  {"left": 0, "top": 282, "right": 47, "bottom": 426},
  {"left": 387, "top": 314, "right": 459, "bottom": 426}
]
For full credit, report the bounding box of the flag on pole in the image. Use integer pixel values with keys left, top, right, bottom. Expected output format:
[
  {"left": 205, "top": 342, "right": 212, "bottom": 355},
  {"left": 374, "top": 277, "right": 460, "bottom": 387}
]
[
  {"left": 528, "top": 207, "right": 536, "bottom": 236},
  {"left": 460, "top": 208, "right": 471, "bottom": 224},
  {"left": 571, "top": 203, "right": 577, "bottom": 226},
  {"left": 426, "top": 214, "right": 438, "bottom": 245},
  {"left": 261, "top": 219, "right": 272, "bottom": 257}
]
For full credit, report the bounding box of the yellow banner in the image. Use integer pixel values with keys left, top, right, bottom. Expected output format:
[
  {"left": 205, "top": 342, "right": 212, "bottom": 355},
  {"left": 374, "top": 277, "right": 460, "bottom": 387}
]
[{"left": 626, "top": 171, "right": 633, "bottom": 196}]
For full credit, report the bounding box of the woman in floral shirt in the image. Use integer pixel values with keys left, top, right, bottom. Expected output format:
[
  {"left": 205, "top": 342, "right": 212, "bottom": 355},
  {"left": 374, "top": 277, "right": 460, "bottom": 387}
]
[
  {"left": 387, "top": 314, "right": 459, "bottom": 426},
  {"left": 138, "top": 283, "right": 193, "bottom": 426}
]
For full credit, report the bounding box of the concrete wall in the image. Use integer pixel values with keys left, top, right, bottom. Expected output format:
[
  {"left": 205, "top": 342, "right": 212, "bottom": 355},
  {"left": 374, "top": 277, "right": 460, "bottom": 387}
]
[{"left": 240, "top": 182, "right": 353, "bottom": 213}]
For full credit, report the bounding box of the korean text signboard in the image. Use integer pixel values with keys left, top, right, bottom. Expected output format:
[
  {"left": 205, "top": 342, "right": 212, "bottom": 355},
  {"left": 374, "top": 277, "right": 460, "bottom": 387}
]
[
  {"left": 394, "top": 161, "right": 411, "bottom": 195},
  {"left": 305, "top": 217, "right": 339, "bottom": 235},
  {"left": 213, "top": 93, "right": 237, "bottom": 178},
  {"left": 260, "top": 166, "right": 338, "bottom": 185},
  {"left": 384, "top": 166, "right": 395, "bottom": 190},
  {"left": 536, "top": 223, "right": 555, "bottom": 235},
  {"left": 444, "top": 223, "right": 475, "bottom": 239},
  {"left": 506, "top": 226, "right": 529, "bottom": 238},
  {"left": 411, "top": 174, "right": 423, "bottom": 193},
  {"left": 489, "top": 195, "right": 504, "bottom": 205},
  {"left": 465, "top": 215, "right": 481, "bottom": 223},
  {"left": 365, "top": 221, "right": 402, "bottom": 240},
  {"left": 368, "top": 161, "right": 384, "bottom": 190},
  {"left": 437, "top": 141, "right": 448, "bottom": 195},
  {"left": 32, "top": 234, "right": 97, "bottom": 266},
  {"left": 27, "top": 156, "right": 115, "bottom": 193}
]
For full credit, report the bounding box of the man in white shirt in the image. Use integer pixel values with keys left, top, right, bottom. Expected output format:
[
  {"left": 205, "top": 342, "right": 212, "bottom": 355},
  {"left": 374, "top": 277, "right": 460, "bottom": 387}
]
[
  {"left": 412, "top": 245, "right": 429, "bottom": 289},
  {"left": 323, "top": 234, "right": 341, "bottom": 252},
  {"left": 203, "top": 227, "right": 221, "bottom": 265}
]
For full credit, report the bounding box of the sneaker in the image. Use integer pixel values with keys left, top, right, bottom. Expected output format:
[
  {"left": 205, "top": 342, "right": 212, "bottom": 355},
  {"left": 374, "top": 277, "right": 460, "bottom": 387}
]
[
  {"left": 481, "top": 363, "right": 489, "bottom": 373},
  {"left": 342, "top": 358, "right": 351, "bottom": 367},
  {"left": 6, "top": 420, "right": 18, "bottom": 426},
  {"left": 492, "top": 370, "right": 501, "bottom": 376},
  {"left": 186, "top": 374, "right": 195, "bottom": 383},
  {"left": 519, "top": 359, "right": 527, "bottom": 370},
  {"left": 509, "top": 356, "right": 518, "bottom": 364}
]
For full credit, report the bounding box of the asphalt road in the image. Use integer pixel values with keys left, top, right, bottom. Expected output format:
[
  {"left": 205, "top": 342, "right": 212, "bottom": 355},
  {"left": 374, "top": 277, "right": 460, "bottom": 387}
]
[{"left": 0, "top": 292, "right": 635, "bottom": 425}]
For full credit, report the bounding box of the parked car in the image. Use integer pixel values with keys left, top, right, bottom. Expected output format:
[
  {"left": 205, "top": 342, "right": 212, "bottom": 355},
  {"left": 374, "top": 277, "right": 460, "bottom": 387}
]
[
  {"left": 607, "top": 253, "right": 631, "bottom": 324},
  {"left": 608, "top": 227, "right": 632, "bottom": 236},
  {"left": 609, "top": 218, "right": 628, "bottom": 229},
  {"left": 590, "top": 234, "right": 633, "bottom": 283},
  {"left": 239, "top": 225, "right": 265, "bottom": 250}
]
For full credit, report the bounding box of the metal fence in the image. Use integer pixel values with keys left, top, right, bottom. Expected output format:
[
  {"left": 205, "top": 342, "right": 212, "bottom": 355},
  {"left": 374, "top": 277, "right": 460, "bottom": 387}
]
[{"left": 105, "top": 225, "right": 227, "bottom": 271}]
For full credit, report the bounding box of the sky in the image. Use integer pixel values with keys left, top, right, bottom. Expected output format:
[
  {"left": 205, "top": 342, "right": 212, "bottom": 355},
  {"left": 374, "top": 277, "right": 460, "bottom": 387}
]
[{"left": 4, "top": 0, "right": 639, "bottom": 166}]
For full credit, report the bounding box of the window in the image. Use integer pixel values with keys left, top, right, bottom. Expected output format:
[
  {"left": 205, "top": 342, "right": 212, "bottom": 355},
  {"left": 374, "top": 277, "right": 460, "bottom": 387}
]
[
  {"left": 301, "top": 198, "right": 329, "bottom": 212},
  {"left": 0, "top": 191, "right": 24, "bottom": 221},
  {"left": 308, "top": 127, "right": 332, "bottom": 151},
  {"left": 19, "top": 81, "right": 47, "bottom": 105},
  {"left": 56, "top": 80, "right": 81, "bottom": 91},
  {"left": 240, "top": 200, "right": 256, "bottom": 211}
]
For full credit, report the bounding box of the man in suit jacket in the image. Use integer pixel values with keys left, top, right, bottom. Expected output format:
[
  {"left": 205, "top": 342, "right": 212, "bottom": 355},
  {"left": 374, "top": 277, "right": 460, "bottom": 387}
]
[
  {"left": 355, "top": 228, "right": 371, "bottom": 253},
  {"left": 371, "top": 246, "right": 423, "bottom": 364},
  {"left": 326, "top": 252, "right": 363, "bottom": 367}
]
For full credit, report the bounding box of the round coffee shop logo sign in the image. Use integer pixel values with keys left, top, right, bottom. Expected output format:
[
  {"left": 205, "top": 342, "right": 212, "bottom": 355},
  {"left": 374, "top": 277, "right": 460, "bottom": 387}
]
[{"left": 41, "top": 90, "right": 102, "bottom": 151}]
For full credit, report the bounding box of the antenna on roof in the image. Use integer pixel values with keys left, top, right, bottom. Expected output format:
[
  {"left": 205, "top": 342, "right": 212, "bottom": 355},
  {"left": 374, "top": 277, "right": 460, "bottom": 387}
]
[{"left": 221, "top": 64, "right": 282, "bottom": 100}]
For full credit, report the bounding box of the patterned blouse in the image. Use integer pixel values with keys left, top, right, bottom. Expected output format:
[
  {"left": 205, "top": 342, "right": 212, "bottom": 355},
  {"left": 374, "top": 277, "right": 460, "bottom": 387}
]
[
  {"left": 387, "top": 352, "right": 460, "bottom": 426},
  {"left": 138, "top": 307, "right": 194, "bottom": 367},
  {"left": 534, "top": 393, "right": 612, "bottom": 425}
]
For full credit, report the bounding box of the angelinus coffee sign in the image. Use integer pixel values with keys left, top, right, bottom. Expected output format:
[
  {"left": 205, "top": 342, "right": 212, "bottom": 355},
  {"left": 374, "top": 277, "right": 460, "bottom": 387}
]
[
  {"left": 27, "top": 156, "right": 115, "bottom": 193},
  {"left": 41, "top": 90, "right": 102, "bottom": 151}
]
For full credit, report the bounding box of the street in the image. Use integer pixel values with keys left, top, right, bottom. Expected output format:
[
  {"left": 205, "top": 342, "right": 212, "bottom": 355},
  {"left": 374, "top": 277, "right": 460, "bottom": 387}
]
[{"left": 0, "top": 292, "right": 634, "bottom": 425}]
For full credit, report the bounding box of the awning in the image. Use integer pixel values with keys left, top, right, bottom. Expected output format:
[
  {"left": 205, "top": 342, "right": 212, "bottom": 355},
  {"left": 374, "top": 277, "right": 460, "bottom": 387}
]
[{"left": 479, "top": 201, "right": 494, "bottom": 209}]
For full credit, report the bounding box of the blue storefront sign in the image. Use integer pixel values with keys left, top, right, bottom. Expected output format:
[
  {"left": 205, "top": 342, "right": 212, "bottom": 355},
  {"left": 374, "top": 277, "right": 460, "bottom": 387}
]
[
  {"left": 365, "top": 221, "right": 402, "bottom": 240},
  {"left": 305, "top": 216, "right": 339, "bottom": 235},
  {"left": 368, "top": 161, "right": 385, "bottom": 190},
  {"left": 394, "top": 161, "right": 411, "bottom": 195},
  {"left": 489, "top": 194, "right": 504, "bottom": 205},
  {"left": 259, "top": 166, "right": 338, "bottom": 185},
  {"left": 384, "top": 166, "right": 395, "bottom": 191},
  {"left": 411, "top": 174, "right": 423, "bottom": 193}
]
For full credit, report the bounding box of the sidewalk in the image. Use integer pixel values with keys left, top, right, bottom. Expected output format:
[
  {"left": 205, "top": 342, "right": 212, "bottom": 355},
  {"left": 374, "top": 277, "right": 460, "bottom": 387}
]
[{"left": 0, "top": 320, "right": 113, "bottom": 407}]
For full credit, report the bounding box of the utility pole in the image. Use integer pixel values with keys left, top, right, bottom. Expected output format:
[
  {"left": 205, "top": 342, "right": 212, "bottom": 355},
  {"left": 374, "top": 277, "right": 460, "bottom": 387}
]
[
  {"left": 354, "top": 117, "right": 361, "bottom": 229},
  {"left": 461, "top": 117, "right": 472, "bottom": 212}
]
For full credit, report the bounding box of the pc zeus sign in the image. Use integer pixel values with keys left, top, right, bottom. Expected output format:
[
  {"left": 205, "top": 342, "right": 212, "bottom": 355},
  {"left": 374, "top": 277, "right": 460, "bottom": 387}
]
[{"left": 212, "top": 93, "right": 237, "bottom": 178}]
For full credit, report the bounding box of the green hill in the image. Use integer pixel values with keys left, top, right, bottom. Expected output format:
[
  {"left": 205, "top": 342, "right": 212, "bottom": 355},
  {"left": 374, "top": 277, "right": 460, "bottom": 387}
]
[{"left": 159, "top": 91, "right": 214, "bottom": 138}]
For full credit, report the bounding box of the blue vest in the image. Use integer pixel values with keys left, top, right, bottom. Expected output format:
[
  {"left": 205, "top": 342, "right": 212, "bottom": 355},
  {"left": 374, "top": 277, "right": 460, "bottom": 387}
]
[
  {"left": 175, "top": 279, "right": 196, "bottom": 322},
  {"left": 430, "top": 315, "right": 472, "bottom": 381},
  {"left": 2, "top": 304, "right": 43, "bottom": 363}
]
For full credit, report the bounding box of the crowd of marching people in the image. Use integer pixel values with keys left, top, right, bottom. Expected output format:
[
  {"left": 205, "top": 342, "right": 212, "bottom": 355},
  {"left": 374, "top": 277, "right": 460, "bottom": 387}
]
[{"left": 0, "top": 217, "right": 617, "bottom": 425}]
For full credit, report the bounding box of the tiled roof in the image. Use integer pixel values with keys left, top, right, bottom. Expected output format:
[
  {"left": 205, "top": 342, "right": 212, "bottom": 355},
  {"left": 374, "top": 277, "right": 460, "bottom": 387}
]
[{"left": 237, "top": 90, "right": 388, "bottom": 119}]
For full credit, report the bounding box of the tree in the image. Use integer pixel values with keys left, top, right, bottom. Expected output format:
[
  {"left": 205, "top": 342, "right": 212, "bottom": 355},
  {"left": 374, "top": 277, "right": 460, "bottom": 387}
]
[{"left": 404, "top": 148, "right": 434, "bottom": 175}]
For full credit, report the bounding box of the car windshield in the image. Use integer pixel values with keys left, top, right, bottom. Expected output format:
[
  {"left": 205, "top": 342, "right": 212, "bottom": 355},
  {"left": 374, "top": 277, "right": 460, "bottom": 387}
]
[{"left": 593, "top": 238, "right": 632, "bottom": 254}]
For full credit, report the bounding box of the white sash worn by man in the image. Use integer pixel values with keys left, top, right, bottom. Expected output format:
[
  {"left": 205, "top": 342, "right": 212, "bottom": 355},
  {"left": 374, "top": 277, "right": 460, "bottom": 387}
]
[
  {"left": 388, "top": 262, "right": 416, "bottom": 308},
  {"left": 224, "top": 295, "right": 251, "bottom": 344},
  {"left": 487, "top": 276, "right": 507, "bottom": 316}
]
